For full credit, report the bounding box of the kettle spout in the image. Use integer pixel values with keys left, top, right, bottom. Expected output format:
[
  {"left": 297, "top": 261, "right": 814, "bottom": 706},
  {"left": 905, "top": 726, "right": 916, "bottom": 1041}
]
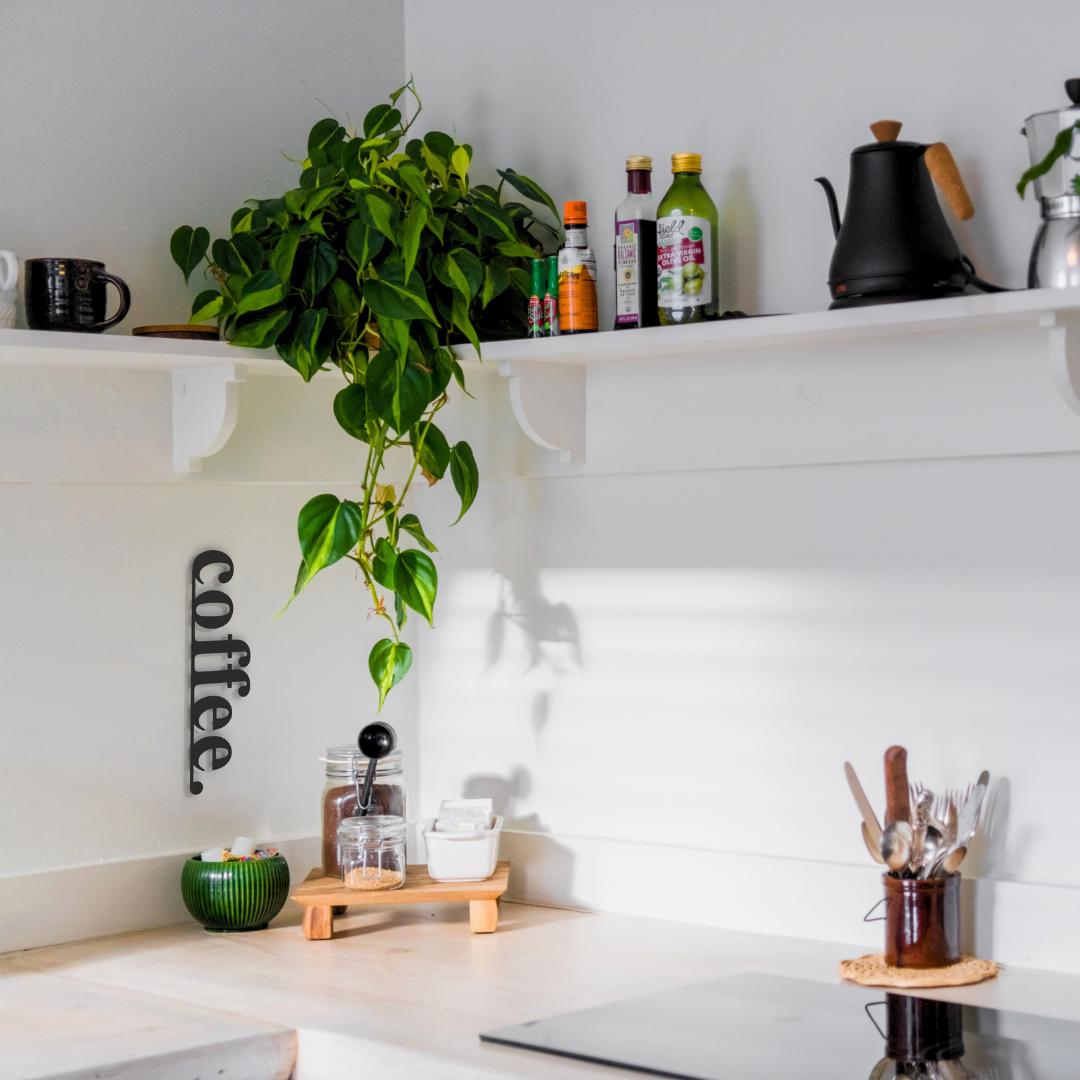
[{"left": 815, "top": 177, "right": 841, "bottom": 239}]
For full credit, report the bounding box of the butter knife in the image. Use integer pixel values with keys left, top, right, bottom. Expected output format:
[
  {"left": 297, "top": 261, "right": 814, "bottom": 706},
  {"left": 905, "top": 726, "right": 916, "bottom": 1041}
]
[{"left": 845, "top": 761, "right": 883, "bottom": 847}]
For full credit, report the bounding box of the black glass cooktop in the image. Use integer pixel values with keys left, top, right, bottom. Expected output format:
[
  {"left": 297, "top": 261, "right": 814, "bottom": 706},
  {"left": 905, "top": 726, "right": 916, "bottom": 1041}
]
[{"left": 480, "top": 973, "right": 1080, "bottom": 1079}]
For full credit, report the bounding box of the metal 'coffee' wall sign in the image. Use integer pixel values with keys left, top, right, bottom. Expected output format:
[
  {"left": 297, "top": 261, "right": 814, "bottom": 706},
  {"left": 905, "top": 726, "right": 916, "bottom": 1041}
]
[{"left": 189, "top": 550, "right": 250, "bottom": 794}]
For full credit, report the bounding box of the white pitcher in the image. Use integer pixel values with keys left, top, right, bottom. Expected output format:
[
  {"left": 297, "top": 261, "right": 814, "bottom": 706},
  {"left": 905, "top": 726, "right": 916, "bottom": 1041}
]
[{"left": 0, "top": 251, "right": 17, "bottom": 329}]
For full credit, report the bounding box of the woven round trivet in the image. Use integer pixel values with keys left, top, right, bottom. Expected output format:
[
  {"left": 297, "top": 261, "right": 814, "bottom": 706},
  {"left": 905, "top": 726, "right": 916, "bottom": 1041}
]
[{"left": 839, "top": 953, "right": 999, "bottom": 988}]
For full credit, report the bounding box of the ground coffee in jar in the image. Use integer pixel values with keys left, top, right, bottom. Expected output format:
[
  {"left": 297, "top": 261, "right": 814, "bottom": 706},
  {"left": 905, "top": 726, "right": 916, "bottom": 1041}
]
[{"left": 321, "top": 746, "right": 406, "bottom": 876}]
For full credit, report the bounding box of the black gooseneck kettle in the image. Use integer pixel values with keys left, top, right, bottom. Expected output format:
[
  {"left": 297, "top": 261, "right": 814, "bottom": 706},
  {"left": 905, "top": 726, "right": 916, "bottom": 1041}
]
[{"left": 816, "top": 120, "right": 1005, "bottom": 308}]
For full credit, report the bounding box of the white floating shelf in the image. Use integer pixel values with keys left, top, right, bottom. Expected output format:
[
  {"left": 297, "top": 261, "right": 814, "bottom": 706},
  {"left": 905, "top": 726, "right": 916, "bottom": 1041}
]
[
  {"left": 5, "top": 286, "right": 1080, "bottom": 478},
  {"left": 460, "top": 287, "right": 1080, "bottom": 469},
  {"left": 1, "top": 329, "right": 304, "bottom": 474}
]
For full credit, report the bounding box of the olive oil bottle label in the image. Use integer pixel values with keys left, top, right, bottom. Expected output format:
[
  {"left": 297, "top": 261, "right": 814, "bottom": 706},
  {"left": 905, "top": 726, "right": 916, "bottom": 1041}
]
[
  {"left": 657, "top": 214, "right": 711, "bottom": 309},
  {"left": 558, "top": 249, "right": 598, "bottom": 332},
  {"left": 615, "top": 219, "right": 641, "bottom": 325}
]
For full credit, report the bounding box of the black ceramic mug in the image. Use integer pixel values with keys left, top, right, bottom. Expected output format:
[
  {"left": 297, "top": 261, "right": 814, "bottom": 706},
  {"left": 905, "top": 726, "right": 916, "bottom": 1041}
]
[{"left": 24, "top": 258, "right": 131, "bottom": 332}]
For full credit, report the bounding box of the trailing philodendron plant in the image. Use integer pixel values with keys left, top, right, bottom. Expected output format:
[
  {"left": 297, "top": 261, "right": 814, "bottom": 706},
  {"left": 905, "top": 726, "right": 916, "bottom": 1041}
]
[{"left": 170, "top": 80, "right": 560, "bottom": 708}]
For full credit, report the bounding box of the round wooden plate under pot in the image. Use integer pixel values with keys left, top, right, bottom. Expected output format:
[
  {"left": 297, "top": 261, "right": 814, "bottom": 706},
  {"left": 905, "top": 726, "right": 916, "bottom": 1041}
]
[{"left": 132, "top": 324, "right": 220, "bottom": 340}]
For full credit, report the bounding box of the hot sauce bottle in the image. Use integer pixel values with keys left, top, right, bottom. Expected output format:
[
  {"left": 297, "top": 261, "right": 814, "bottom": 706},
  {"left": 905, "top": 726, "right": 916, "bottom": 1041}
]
[
  {"left": 614, "top": 156, "right": 659, "bottom": 329},
  {"left": 527, "top": 258, "right": 544, "bottom": 338},
  {"left": 557, "top": 201, "right": 598, "bottom": 334},
  {"left": 544, "top": 254, "right": 560, "bottom": 336}
]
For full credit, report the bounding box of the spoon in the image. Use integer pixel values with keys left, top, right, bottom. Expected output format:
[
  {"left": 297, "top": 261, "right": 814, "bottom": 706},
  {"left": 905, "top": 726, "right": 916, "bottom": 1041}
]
[
  {"left": 942, "top": 846, "right": 967, "bottom": 874},
  {"left": 917, "top": 824, "right": 944, "bottom": 879},
  {"left": 862, "top": 822, "right": 885, "bottom": 864},
  {"left": 880, "top": 819, "right": 914, "bottom": 872},
  {"left": 355, "top": 721, "right": 397, "bottom": 817}
]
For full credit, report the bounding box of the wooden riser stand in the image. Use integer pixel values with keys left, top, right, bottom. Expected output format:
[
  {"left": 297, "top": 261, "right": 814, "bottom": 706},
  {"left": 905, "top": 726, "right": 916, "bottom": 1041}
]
[{"left": 292, "top": 862, "right": 510, "bottom": 939}]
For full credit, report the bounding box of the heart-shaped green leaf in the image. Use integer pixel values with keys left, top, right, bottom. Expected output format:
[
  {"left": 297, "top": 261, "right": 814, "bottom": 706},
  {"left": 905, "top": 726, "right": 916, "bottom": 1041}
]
[
  {"left": 362, "top": 264, "right": 436, "bottom": 324},
  {"left": 292, "top": 307, "right": 329, "bottom": 381},
  {"left": 231, "top": 307, "right": 293, "bottom": 349},
  {"left": 411, "top": 421, "right": 450, "bottom": 481},
  {"left": 372, "top": 536, "right": 398, "bottom": 590},
  {"left": 345, "top": 219, "right": 385, "bottom": 272},
  {"left": 496, "top": 168, "right": 561, "bottom": 225},
  {"left": 190, "top": 289, "right": 224, "bottom": 324},
  {"left": 399, "top": 512, "right": 438, "bottom": 553},
  {"left": 359, "top": 190, "right": 400, "bottom": 241},
  {"left": 481, "top": 262, "right": 510, "bottom": 308},
  {"left": 399, "top": 202, "right": 427, "bottom": 282},
  {"left": 308, "top": 117, "right": 345, "bottom": 155},
  {"left": 284, "top": 494, "right": 362, "bottom": 603},
  {"left": 236, "top": 270, "right": 287, "bottom": 316},
  {"left": 171, "top": 225, "right": 209, "bottom": 284},
  {"left": 301, "top": 240, "right": 337, "bottom": 298},
  {"left": 424, "top": 131, "right": 455, "bottom": 160},
  {"left": 449, "top": 440, "right": 478, "bottom": 523},
  {"left": 393, "top": 548, "right": 437, "bottom": 625},
  {"left": 368, "top": 638, "right": 412, "bottom": 710},
  {"left": 366, "top": 350, "right": 433, "bottom": 433},
  {"left": 333, "top": 382, "right": 368, "bottom": 441}
]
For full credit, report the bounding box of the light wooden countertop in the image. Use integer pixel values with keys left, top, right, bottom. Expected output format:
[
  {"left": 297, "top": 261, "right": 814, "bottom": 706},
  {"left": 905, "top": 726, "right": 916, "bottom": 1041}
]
[{"left": 4, "top": 900, "right": 1080, "bottom": 1079}]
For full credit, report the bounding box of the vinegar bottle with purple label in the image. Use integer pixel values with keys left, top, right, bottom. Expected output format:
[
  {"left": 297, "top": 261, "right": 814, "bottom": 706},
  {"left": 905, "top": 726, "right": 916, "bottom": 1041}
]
[
  {"left": 614, "top": 156, "right": 659, "bottom": 329},
  {"left": 657, "top": 153, "right": 719, "bottom": 325}
]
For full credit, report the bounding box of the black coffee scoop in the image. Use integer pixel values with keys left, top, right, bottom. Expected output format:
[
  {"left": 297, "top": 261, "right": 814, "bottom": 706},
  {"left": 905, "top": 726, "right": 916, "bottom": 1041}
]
[{"left": 355, "top": 721, "right": 397, "bottom": 817}]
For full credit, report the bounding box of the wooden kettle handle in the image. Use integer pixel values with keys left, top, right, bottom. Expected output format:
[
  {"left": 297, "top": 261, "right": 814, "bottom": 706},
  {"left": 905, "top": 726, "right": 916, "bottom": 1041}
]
[
  {"left": 925, "top": 143, "right": 975, "bottom": 221},
  {"left": 884, "top": 745, "right": 911, "bottom": 825}
]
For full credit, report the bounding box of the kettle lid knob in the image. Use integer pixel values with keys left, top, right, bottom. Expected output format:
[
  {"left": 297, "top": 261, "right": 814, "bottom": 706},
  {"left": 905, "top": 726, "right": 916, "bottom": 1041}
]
[
  {"left": 1066, "top": 79, "right": 1080, "bottom": 106},
  {"left": 870, "top": 120, "right": 903, "bottom": 142}
]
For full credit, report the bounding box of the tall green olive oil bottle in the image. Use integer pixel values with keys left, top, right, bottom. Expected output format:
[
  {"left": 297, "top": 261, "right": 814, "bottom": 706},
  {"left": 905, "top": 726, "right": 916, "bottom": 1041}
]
[{"left": 657, "top": 153, "right": 719, "bottom": 324}]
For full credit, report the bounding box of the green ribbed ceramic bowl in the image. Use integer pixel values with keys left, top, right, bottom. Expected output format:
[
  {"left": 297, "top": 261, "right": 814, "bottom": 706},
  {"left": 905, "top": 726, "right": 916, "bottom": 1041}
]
[{"left": 181, "top": 855, "right": 290, "bottom": 932}]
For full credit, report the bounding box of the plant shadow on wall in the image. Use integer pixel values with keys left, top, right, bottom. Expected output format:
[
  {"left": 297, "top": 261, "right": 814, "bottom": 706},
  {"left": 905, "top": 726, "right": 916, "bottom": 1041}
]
[
  {"left": 487, "top": 572, "right": 582, "bottom": 739},
  {"left": 463, "top": 765, "right": 579, "bottom": 908},
  {"left": 168, "top": 80, "right": 561, "bottom": 712}
]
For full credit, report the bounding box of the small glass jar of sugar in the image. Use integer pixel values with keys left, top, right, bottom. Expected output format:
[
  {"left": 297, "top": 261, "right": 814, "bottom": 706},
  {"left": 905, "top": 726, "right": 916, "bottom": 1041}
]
[{"left": 337, "top": 815, "right": 406, "bottom": 891}]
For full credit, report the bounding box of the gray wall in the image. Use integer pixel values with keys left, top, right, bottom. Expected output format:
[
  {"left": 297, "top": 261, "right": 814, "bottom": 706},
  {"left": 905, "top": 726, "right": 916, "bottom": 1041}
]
[{"left": 0, "top": 0, "right": 404, "bottom": 329}]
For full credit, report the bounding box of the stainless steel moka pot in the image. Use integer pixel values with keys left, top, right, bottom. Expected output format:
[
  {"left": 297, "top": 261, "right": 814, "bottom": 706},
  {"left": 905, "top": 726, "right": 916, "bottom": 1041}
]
[{"left": 1022, "top": 79, "right": 1080, "bottom": 290}]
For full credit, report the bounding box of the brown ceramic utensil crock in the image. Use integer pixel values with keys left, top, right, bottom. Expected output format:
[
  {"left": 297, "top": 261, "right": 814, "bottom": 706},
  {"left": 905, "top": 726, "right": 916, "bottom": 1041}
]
[{"left": 884, "top": 872, "right": 961, "bottom": 968}]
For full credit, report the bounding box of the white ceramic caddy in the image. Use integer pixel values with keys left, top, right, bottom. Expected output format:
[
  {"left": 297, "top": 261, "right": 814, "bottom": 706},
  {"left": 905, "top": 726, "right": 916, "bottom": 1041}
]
[{"left": 422, "top": 815, "right": 503, "bottom": 882}]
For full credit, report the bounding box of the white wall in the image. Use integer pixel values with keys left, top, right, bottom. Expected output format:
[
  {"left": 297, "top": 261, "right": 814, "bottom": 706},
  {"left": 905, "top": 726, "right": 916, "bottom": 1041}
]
[
  {"left": 404, "top": 1, "right": 1080, "bottom": 974},
  {"left": 0, "top": 1, "right": 407, "bottom": 950}
]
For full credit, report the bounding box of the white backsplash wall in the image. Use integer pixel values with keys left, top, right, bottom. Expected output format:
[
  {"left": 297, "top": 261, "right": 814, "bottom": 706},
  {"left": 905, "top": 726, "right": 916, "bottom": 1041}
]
[
  {"left": 0, "top": 1, "right": 408, "bottom": 950},
  {"left": 404, "top": 0, "right": 1080, "bottom": 973},
  {"left": 414, "top": 369, "right": 1080, "bottom": 975}
]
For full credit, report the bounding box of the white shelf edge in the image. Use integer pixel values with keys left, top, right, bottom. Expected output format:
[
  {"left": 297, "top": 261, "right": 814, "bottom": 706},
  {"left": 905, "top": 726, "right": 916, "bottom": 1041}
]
[
  {"left": 469, "top": 288, "right": 1080, "bottom": 466},
  {"left": 454, "top": 286, "right": 1080, "bottom": 369}
]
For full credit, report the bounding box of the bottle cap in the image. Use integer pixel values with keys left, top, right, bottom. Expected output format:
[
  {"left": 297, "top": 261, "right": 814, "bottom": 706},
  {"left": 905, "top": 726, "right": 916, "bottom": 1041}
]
[
  {"left": 625, "top": 155, "right": 652, "bottom": 171},
  {"left": 671, "top": 153, "right": 702, "bottom": 174},
  {"left": 564, "top": 200, "right": 588, "bottom": 225},
  {"left": 546, "top": 254, "right": 559, "bottom": 292},
  {"left": 530, "top": 258, "right": 546, "bottom": 295}
]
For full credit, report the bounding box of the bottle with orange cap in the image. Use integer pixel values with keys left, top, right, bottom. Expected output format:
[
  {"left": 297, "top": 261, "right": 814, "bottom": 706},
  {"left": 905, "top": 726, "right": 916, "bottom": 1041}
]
[
  {"left": 657, "top": 153, "right": 719, "bottom": 324},
  {"left": 557, "top": 201, "right": 598, "bottom": 334}
]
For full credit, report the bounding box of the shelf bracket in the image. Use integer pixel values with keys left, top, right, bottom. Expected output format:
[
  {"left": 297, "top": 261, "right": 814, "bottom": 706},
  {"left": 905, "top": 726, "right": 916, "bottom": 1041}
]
[
  {"left": 172, "top": 364, "right": 247, "bottom": 474},
  {"left": 1044, "top": 311, "right": 1080, "bottom": 417},
  {"left": 500, "top": 359, "right": 585, "bottom": 463}
]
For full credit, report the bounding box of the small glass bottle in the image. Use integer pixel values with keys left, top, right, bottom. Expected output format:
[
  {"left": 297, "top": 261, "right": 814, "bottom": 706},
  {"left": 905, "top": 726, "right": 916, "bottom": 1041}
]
[
  {"left": 657, "top": 153, "right": 719, "bottom": 324},
  {"left": 527, "top": 258, "right": 545, "bottom": 338},
  {"left": 321, "top": 745, "right": 406, "bottom": 876},
  {"left": 544, "top": 254, "right": 560, "bottom": 336},
  {"left": 557, "top": 201, "right": 598, "bottom": 334},
  {"left": 338, "top": 815, "right": 406, "bottom": 891},
  {"left": 614, "top": 156, "right": 659, "bottom": 329}
]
